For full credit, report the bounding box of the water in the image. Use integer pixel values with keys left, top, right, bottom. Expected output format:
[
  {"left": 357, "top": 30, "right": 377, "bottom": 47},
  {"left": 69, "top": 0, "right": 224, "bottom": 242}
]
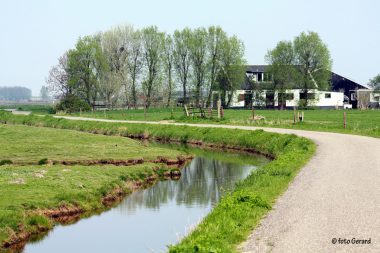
[{"left": 23, "top": 148, "right": 267, "bottom": 253}]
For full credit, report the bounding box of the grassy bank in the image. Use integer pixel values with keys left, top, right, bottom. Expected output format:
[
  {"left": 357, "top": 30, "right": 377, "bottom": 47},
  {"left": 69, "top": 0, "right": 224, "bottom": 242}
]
[
  {"left": 70, "top": 107, "right": 380, "bottom": 137},
  {"left": 0, "top": 122, "right": 186, "bottom": 250},
  {"left": 0, "top": 111, "right": 315, "bottom": 252},
  {"left": 0, "top": 124, "right": 182, "bottom": 163}
]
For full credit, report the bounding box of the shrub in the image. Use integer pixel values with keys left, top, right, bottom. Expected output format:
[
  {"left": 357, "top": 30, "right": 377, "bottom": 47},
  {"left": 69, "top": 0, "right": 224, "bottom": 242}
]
[
  {"left": 0, "top": 160, "right": 12, "bottom": 166},
  {"left": 55, "top": 94, "right": 91, "bottom": 113},
  {"left": 38, "top": 158, "right": 49, "bottom": 165}
]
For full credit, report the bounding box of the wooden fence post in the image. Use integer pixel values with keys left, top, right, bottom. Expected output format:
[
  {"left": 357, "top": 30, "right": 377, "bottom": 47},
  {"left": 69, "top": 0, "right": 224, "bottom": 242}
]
[
  {"left": 344, "top": 111, "right": 347, "bottom": 129},
  {"left": 252, "top": 106, "right": 255, "bottom": 120},
  {"left": 144, "top": 101, "right": 147, "bottom": 121},
  {"left": 217, "top": 100, "right": 221, "bottom": 119},
  {"left": 293, "top": 107, "right": 296, "bottom": 124}
]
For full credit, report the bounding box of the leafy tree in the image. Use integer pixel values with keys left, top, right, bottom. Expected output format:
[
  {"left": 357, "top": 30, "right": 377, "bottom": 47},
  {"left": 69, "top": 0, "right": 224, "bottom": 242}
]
[
  {"left": 217, "top": 36, "right": 246, "bottom": 107},
  {"left": 189, "top": 27, "right": 208, "bottom": 106},
  {"left": 128, "top": 29, "right": 143, "bottom": 108},
  {"left": 293, "top": 31, "right": 332, "bottom": 106},
  {"left": 141, "top": 26, "right": 165, "bottom": 108},
  {"left": 67, "top": 35, "right": 106, "bottom": 108},
  {"left": 369, "top": 74, "right": 380, "bottom": 92},
  {"left": 206, "top": 26, "right": 227, "bottom": 106},
  {"left": 173, "top": 28, "right": 192, "bottom": 105},
  {"left": 265, "top": 40, "right": 296, "bottom": 109},
  {"left": 163, "top": 34, "right": 175, "bottom": 107}
]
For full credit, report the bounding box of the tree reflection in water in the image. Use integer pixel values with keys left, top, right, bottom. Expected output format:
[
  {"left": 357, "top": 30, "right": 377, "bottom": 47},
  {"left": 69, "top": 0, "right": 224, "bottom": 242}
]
[{"left": 118, "top": 156, "right": 255, "bottom": 214}]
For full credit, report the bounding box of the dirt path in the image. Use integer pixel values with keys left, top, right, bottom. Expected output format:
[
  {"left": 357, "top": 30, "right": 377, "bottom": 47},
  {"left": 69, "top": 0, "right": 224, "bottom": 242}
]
[{"left": 54, "top": 116, "right": 380, "bottom": 253}]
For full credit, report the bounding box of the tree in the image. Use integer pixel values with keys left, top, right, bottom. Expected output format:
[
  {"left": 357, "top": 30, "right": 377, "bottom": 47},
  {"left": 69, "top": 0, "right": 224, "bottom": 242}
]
[
  {"left": 293, "top": 31, "right": 332, "bottom": 106},
  {"left": 46, "top": 52, "right": 70, "bottom": 98},
  {"left": 369, "top": 74, "right": 380, "bottom": 92},
  {"left": 67, "top": 35, "right": 106, "bottom": 108},
  {"left": 173, "top": 28, "right": 192, "bottom": 105},
  {"left": 217, "top": 36, "right": 246, "bottom": 107},
  {"left": 100, "top": 27, "right": 131, "bottom": 108},
  {"left": 141, "top": 26, "right": 165, "bottom": 108},
  {"left": 40, "top": 85, "right": 50, "bottom": 100},
  {"left": 206, "top": 26, "right": 227, "bottom": 106},
  {"left": 189, "top": 27, "right": 208, "bottom": 106},
  {"left": 265, "top": 40, "right": 296, "bottom": 109},
  {"left": 163, "top": 34, "right": 175, "bottom": 107},
  {"left": 128, "top": 30, "right": 143, "bottom": 108}
]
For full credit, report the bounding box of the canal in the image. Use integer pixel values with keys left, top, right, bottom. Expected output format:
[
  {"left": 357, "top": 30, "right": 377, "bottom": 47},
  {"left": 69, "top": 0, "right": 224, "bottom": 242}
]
[{"left": 24, "top": 146, "right": 267, "bottom": 253}]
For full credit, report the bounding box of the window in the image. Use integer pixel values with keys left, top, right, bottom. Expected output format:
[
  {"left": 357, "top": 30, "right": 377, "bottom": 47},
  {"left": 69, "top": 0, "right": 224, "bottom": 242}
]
[
  {"left": 325, "top": 93, "right": 331, "bottom": 99},
  {"left": 300, "top": 93, "right": 316, "bottom": 100},
  {"left": 257, "top": 73, "right": 263, "bottom": 82}
]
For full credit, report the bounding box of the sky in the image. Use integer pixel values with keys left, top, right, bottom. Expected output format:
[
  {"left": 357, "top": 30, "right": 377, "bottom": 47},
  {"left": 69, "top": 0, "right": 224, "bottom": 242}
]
[{"left": 1, "top": 0, "right": 379, "bottom": 95}]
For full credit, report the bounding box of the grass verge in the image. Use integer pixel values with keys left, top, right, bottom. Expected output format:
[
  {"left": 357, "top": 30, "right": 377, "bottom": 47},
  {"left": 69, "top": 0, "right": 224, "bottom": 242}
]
[
  {"left": 69, "top": 107, "right": 380, "bottom": 138},
  {"left": 0, "top": 111, "right": 316, "bottom": 252}
]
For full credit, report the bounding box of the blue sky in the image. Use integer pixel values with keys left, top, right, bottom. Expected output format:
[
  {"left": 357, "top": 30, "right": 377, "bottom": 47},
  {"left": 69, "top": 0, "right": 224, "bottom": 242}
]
[{"left": 1, "top": 0, "right": 379, "bottom": 95}]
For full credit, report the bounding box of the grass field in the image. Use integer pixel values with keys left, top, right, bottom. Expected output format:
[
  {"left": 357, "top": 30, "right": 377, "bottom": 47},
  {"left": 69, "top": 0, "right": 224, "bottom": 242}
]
[
  {"left": 0, "top": 104, "right": 54, "bottom": 114},
  {"left": 0, "top": 124, "right": 182, "bottom": 163},
  {"left": 71, "top": 108, "right": 380, "bottom": 137},
  {"left": 0, "top": 124, "right": 184, "bottom": 248},
  {"left": 0, "top": 112, "right": 315, "bottom": 252}
]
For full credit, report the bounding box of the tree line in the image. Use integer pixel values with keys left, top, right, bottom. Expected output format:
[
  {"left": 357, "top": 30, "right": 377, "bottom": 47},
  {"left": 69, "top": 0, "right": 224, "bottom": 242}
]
[
  {"left": 0, "top": 86, "right": 32, "bottom": 101},
  {"left": 47, "top": 25, "right": 246, "bottom": 110}
]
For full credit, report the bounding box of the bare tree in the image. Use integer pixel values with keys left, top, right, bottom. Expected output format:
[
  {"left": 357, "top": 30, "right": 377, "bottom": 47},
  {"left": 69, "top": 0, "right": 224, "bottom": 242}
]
[{"left": 46, "top": 52, "right": 70, "bottom": 98}]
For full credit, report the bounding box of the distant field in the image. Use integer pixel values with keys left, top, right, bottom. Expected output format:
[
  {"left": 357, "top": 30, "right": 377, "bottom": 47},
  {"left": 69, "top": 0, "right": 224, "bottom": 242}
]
[
  {"left": 72, "top": 108, "right": 380, "bottom": 138},
  {"left": 0, "top": 104, "right": 54, "bottom": 114}
]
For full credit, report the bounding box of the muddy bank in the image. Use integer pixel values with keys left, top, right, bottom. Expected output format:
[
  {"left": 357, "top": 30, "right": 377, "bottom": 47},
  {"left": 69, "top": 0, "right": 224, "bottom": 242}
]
[{"left": 2, "top": 155, "right": 194, "bottom": 168}]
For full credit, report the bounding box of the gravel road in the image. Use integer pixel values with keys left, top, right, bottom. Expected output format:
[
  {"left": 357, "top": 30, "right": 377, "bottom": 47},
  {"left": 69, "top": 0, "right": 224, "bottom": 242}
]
[{"left": 54, "top": 116, "right": 380, "bottom": 253}]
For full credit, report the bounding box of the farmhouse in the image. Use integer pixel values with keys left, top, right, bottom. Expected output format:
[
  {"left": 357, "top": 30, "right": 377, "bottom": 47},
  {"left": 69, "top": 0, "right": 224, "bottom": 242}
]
[{"left": 224, "top": 65, "right": 370, "bottom": 109}]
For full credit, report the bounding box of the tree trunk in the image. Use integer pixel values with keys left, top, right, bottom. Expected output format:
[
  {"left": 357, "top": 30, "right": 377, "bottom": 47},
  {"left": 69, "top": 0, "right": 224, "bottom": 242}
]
[{"left": 166, "top": 70, "right": 172, "bottom": 107}]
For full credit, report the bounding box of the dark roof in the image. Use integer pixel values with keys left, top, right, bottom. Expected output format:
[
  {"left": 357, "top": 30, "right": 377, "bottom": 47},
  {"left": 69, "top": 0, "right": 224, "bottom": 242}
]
[
  {"left": 246, "top": 65, "right": 268, "bottom": 73},
  {"left": 244, "top": 65, "right": 368, "bottom": 94}
]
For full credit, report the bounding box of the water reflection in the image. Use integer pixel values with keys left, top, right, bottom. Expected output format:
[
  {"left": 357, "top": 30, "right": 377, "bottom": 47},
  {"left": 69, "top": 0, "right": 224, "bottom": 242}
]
[
  {"left": 24, "top": 151, "right": 265, "bottom": 253},
  {"left": 119, "top": 157, "right": 253, "bottom": 213}
]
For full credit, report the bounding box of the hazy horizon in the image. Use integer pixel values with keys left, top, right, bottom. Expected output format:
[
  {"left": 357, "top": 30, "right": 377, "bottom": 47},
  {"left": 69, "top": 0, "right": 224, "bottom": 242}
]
[{"left": 1, "top": 0, "right": 379, "bottom": 95}]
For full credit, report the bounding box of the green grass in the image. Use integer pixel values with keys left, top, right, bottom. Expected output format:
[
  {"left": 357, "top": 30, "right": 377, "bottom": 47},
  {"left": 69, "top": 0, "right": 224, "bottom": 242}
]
[
  {"left": 0, "top": 104, "right": 54, "bottom": 114},
  {"left": 0, "top": 124, "right": 182, "bottom": 163},
  {"left": 0, "top": 121, "right": 185, "bottom": 247},
  {"left": 72, "top": 107, "right": 380, "bottom": 137},
  {"left": 0, "top": 163, "right": 164, "bottom": 245},
  {"left": 0, "top": 112, "right": 315, "bottom": 252}
]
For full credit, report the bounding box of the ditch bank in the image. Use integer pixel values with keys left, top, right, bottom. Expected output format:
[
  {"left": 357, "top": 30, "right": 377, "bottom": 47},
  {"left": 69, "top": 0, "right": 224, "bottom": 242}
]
[{"left": 1, "top": 161, "right": 191, "bottom": 251}]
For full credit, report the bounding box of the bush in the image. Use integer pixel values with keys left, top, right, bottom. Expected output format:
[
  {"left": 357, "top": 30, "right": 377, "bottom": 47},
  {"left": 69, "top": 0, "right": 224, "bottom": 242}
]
[
  {"left": 55, "top": 95, "right": 91, "bottom": 113},
  {"left": 0, "top": 160, "right": 12, "bottom": 166},
  {"left": 38, "top": 158, "right": 49, "bottom": 165}
]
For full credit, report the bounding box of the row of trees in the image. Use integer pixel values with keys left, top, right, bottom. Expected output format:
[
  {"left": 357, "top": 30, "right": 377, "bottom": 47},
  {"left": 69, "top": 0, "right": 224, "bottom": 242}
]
[
  {"left": 0, "top": 87, "right": 32, "bottom": 101},
  {"left": 264, "top": 31, "right": 332, "bottom": 107},
  {"left": 47, "top": 25, "right": 246, "bottom": 110}
]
